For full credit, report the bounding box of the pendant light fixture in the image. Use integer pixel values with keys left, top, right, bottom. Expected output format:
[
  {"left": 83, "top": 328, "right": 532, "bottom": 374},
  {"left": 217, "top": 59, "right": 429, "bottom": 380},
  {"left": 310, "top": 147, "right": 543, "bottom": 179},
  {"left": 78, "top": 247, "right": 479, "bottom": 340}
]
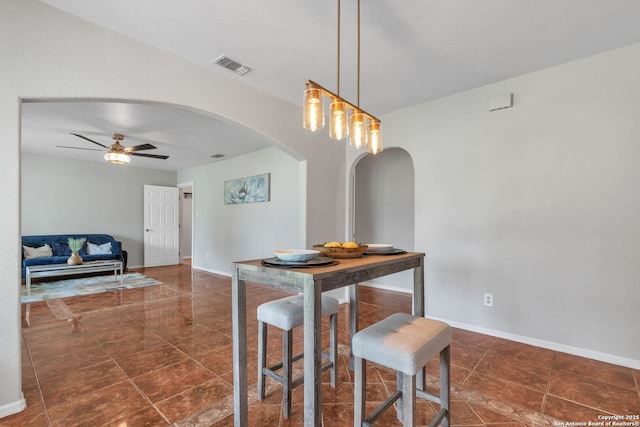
[
  {"left": 330, "top": 0, "right": 348, "bottom": 141},
  {"left": 303, "top": 0, "right": 383, "bottom": 154},
  {"left": 303, "top": 86, "right": 324, "bottom": 131}
]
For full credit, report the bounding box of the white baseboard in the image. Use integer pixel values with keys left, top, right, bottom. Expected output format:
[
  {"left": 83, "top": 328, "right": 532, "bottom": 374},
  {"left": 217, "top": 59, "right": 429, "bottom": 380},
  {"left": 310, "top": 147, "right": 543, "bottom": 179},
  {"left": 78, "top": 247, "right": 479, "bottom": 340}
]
[
  {"left": 358, "top": 281, "right": 413, "bottom": 294},
  {"left": 186, "top": 272, "right": 640, "bottom": 370},
  {"left": 431, "top": 316, "right": 640, "bottom": 370},
  {"left": 358, "top": 282, "right": 640, "bottom": 370},
  {"left": 192, "top": 265, "right": 231, "bottom": 277},
  {"left": 0, "top": 394, "right": 26, "bottom": 419}
]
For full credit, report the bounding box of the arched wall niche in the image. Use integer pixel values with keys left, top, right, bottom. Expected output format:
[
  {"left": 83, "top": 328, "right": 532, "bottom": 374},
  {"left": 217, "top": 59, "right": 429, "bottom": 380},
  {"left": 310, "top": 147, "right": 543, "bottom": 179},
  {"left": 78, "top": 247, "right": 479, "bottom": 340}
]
[{"left": 351, "top": 147, "right": 415, "bottom": 290}]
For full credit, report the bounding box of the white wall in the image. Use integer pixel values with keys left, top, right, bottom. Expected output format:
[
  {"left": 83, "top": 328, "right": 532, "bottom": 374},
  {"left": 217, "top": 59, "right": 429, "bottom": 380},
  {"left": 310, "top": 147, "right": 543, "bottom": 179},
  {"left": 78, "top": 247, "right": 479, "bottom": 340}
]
[
  {"left": 350, "top": 43, "right": 640, "bottom": 366},
  {"left": 21, "top": 154, "right": 177, "bottom": 268},
  {"left": 0, "top": 0, "right": 345, "bottom": 416},
  {"left": 178, "top": 146, "right": 302, "bottom": 275}
]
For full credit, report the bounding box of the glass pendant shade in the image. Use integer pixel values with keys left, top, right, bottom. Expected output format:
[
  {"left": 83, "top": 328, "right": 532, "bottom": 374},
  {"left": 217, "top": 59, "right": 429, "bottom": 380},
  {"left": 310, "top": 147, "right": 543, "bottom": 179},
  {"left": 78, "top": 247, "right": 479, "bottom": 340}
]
[
  {"left": 303, "top": 88, "right": 325, "bottom": 131},
  {"left": 104, "top": 152, "right": 130, "bottom": 164},
  {"left": 367, "top": 120, "right": 383, "bottom": 154},
  {"left": 329, "top": 100, "right": 348, "bottom": 140},
  {"left": 349, "top": 111, "right": 367, "bottom": 148}
]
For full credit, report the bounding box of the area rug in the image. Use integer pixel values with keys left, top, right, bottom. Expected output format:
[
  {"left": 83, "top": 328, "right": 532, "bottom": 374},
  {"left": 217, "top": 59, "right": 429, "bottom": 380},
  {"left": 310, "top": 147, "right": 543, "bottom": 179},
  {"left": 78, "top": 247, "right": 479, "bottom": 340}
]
[{"left": 21, "top": 273, "right": 162, "bottom": 304}]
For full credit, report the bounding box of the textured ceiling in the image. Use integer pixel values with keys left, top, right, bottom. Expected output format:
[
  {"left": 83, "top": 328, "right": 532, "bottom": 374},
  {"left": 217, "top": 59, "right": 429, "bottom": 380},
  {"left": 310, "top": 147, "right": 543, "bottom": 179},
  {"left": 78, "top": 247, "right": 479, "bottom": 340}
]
[{"left": 24, "top": 0, "right": 640, "bottom": 171}]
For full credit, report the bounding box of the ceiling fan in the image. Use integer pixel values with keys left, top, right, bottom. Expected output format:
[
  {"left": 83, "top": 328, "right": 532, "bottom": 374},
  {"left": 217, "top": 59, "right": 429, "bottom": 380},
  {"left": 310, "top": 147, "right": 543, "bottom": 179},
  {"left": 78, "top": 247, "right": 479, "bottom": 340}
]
[{"left": 57, "top": 133, "right": 169, "bottom": 164}]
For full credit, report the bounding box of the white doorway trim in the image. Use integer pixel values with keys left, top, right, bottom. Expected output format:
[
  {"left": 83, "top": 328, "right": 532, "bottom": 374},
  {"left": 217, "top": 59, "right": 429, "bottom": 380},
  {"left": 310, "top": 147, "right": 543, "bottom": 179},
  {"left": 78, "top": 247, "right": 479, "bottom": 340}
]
[{"left": 178, "top": 181, "right": 195, "bottom": 265}]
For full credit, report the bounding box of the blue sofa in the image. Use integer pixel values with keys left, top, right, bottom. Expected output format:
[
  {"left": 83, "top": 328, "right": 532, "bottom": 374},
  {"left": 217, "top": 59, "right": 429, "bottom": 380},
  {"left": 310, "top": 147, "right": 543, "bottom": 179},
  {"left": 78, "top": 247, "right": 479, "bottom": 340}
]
[{"left": 21, "top": 234, "right": 127, "bottom": 278}]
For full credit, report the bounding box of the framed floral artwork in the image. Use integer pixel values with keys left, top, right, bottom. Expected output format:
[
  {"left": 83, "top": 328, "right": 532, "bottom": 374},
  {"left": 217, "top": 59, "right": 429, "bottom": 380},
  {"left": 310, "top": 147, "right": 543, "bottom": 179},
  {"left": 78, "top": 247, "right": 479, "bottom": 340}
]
[{"left": 224, "top": 173, "right": 270, "bottom": 204}]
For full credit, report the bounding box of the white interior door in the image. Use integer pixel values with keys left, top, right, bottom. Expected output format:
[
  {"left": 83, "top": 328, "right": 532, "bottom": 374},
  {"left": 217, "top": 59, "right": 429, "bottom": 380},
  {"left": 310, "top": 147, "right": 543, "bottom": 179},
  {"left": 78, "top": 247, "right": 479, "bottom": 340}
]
[{"left": 144, "top": 185, "right": 179, "bottom": 267}]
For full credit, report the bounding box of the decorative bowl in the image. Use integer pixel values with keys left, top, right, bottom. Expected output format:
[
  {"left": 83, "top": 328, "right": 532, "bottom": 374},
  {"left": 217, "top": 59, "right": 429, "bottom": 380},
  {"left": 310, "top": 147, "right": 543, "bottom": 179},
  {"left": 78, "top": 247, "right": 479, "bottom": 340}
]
[
  {"left": 312, "top": 244, "right": 368, "bottom": 259},
  {"left": 365, "top": 244, "right": 394, "bottom": 253},
  {"left": 274, "top": 249, "right": 320, "bottom": 262}
]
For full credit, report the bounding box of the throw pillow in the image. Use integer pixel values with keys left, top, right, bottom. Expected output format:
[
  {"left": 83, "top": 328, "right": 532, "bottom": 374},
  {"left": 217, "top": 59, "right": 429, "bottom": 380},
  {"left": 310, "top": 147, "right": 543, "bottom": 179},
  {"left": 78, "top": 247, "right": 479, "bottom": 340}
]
[
  {"left": 86, "top": 242, "right": 112, "bottom": 255},
  {"left": 52, "top": 242, "right": 72, "bottom": 257},
  {"left": 23, "top": 244, "right": 53, "bottom": 260}
]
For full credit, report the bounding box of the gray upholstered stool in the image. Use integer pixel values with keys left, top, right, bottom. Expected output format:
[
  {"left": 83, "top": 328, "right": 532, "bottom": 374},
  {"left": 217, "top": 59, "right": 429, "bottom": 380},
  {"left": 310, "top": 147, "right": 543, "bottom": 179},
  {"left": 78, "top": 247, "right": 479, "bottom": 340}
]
[
  {"left": 352, "top": 313, "right": 452, "bottom": 427},
  {"left": 257, "top": 294, "right": 339, "bottom": 418}
]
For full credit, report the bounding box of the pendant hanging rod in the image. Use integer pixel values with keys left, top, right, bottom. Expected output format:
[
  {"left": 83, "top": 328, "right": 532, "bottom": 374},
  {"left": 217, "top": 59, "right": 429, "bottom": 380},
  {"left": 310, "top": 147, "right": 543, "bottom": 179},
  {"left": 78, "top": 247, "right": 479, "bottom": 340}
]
[
  {"left": 306, "top": 79, "right": 380, "bottom": 123},
  {"left": 337, "top": 0, "right": 341, "bottom": 96},
  {"left": 357, "top": 0, "right": 360, "bottom": 108}
]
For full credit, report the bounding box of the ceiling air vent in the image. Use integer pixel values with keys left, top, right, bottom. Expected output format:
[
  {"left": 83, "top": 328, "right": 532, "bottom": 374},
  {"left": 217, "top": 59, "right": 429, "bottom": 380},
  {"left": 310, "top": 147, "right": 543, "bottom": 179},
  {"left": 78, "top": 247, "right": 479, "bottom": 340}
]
[{"left": 213, "top": 55, "right": 251, "bottom": 76}]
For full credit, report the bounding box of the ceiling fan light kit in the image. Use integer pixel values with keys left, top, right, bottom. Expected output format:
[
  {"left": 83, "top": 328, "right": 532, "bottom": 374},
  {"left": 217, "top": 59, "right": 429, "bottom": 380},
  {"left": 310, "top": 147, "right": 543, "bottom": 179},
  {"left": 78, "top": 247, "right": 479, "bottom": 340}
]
[
  {"left": 103, "top": 133, "right": 130, "bottom": 164},
  {"left": 302, "top": 0, "right": 383, "bottom": 155},
  {"left": 104, "top": 151, "right": 130, "bottom": 164},
  {"left": 64, "top": 132, "right": 169, "bottom": 165}
]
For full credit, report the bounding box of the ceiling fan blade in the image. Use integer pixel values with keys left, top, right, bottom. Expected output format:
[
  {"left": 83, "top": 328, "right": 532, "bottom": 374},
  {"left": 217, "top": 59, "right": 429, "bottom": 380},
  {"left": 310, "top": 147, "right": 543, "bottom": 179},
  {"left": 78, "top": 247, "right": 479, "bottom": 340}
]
[
  {"left": 130, "top": 152, "right": 169, "bottom": 160},
  {"left": 56, "top": 145, "right": 104, "bottom": 152},
  {"left": 70, "top": 133, "right": 109, "bottom": 148},
  {"left": 125, "top": 143, "right": 157, "bottom": 152}
]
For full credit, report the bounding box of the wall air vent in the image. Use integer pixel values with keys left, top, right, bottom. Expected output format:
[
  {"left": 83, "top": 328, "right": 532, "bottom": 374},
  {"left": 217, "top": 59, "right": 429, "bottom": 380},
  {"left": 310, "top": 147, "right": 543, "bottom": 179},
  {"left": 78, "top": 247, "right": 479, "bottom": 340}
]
[{"left": 212, "top": 55, "right": 251, "bottom": 76}]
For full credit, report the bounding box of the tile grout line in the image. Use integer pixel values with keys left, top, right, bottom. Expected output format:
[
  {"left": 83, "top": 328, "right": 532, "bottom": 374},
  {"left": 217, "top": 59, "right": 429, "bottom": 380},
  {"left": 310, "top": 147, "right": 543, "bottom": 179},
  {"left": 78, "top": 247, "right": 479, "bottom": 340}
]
[
  {"left": 540, "top": 350, "right": 557, "bottom": 415},
  {"left": 83, "top": 303, "right": 175, "bottom": 425},
  {"left": 459, "top": 349, "right": 490, "bottom": 386},
  {"left": 544, "top": 392, "right": 619, "bottom": 417},
  {"left": 21, "top": 337, "right": 53, "bottom": 427},
  {"left": 543, "top": 357, "right": 639, "bottom": 415},
  {"left": 175, "top": 346, "right": 350, "bottom": 426},
  {"left": 110, "top": 341, "right": 185, "bottom": 425},
  {"left": 59, "top": 297, "right": 176, "bottom": 425},
  {"left": 433, "top": 376, "right": 562, "bottom": 426}
]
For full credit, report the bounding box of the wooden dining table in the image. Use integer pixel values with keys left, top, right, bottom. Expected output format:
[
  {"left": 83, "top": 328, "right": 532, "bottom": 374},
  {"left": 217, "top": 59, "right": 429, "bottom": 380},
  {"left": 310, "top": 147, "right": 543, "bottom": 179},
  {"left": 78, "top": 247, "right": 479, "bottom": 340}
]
[{"left": 231, "top": 251, "right": 426, "bottom": 427}]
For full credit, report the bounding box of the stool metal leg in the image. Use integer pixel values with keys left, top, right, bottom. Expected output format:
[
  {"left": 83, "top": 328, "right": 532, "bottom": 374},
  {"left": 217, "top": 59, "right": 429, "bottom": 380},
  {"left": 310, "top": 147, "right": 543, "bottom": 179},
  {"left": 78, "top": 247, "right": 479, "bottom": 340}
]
[
  {"left": 257, "top": 321, "right": 267, "bottom": 400},
  {"left": 354, "top": 357, "right": 366, "bottom": 427},
  {"left": 330, "top": 312, "right": 338, "bottom": 387},
  {"left": 283, "top": 329, "right": 293, "bottom": 418}
]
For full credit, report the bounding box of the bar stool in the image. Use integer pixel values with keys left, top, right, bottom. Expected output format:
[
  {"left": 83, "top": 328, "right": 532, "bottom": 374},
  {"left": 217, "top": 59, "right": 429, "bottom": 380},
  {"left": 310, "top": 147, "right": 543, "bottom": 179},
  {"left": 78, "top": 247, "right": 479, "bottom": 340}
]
[
  {"left": 257, "top": 294, "right": 339, "bottom": 418},
  {"left": 352, "top": 313, "right": 452, "bottom": 426}
]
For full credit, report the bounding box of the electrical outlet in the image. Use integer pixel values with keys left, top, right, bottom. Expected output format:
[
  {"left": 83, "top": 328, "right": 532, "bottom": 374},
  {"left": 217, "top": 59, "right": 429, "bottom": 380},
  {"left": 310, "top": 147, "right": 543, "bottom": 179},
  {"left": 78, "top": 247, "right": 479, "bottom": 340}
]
[
  {"left": 205, "top": 253, "right": 209, "bottom": 260},
  {"left": 484, "top": 292, "right": 493, "bottom": 307}
]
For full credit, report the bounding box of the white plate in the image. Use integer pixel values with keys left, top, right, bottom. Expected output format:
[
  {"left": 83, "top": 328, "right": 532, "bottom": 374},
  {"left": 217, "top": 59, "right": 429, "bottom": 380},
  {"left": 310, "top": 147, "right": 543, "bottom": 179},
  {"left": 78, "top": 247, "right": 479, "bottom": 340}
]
[
  {"left": 274, "top": 249, "right": 320, "bottom": 262},
  {"left": 365, "top": 244, "right": 394, "bottom": 253}
]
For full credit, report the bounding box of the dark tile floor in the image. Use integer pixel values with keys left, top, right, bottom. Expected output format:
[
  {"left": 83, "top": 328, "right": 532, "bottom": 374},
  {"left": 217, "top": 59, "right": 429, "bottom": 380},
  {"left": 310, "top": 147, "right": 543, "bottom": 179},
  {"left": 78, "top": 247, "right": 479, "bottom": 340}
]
[{"left": 4, "top": 262, "right": 639, "bottom": 426}]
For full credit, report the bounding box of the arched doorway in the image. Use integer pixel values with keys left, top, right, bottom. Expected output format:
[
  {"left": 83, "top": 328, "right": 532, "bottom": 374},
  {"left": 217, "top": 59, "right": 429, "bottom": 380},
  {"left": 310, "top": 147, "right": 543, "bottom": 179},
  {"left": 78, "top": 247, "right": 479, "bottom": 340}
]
[{"left": 353, "top": 147, "right": 415, "bottom": 290}]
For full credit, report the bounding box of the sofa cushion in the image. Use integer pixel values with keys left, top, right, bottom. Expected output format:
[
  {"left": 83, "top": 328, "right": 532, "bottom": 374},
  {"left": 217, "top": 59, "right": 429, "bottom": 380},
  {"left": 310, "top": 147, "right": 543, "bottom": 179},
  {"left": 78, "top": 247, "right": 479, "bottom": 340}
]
[
  {"left": 52, "top": 242, "right": 72, "bottom": 257},
  {"left": 86, "top": 241, "right": 112, "bottom": 255},
  {"left": 23, "top": 244, "right": 53, "bottom": 260}
]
